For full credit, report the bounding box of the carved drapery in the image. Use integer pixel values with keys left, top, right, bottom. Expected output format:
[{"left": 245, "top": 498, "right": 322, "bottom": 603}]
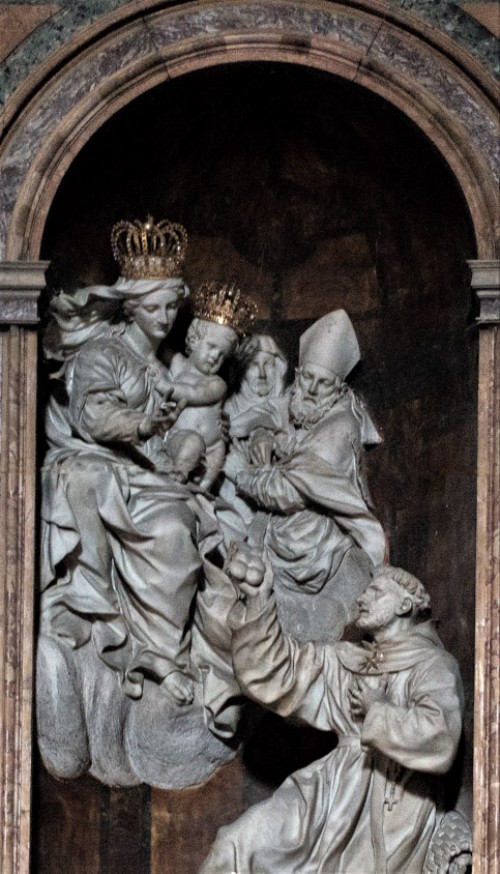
[
  {"left": 0, "top": 263, "right": 47, "bottom": 874},
  {"left": 0, "top": 266, "right": 498, "bottom": 872}
]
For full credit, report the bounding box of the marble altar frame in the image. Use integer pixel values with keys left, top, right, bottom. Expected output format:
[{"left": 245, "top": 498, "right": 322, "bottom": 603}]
[{"left": 0, "top": 2, "right": 498, "bottom": 871}]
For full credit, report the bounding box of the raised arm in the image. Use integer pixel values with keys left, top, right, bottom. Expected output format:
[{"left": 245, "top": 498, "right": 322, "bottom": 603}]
[{"left": 225, "top": 544, "right": 337, "bottom": 731}]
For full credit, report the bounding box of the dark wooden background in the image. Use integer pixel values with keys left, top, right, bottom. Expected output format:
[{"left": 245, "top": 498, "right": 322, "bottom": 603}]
[{"left": 34, "top": 62, "right": 477, "bottom": 873}]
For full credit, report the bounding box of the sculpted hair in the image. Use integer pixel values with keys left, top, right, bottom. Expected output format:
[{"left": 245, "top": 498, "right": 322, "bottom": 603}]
[
  {"left": 122, "top": 296, "right": 141, "bottom": 320},
  {"left": 123, "top": 282, "right": 186, "bottom": 322},
  {"left": 372, "top": 564, "right": 432, "bottom": 619},
  {"left": 185, "top": 318, "right": 211, "bottom": 353},
  {"left": 185, "top": 318, "right": 239, "bottom": 355}
]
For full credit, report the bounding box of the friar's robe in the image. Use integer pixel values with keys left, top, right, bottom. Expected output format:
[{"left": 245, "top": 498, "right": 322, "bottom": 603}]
[{"left": 200, "top": 592, "right": 464, "bottom": 874}]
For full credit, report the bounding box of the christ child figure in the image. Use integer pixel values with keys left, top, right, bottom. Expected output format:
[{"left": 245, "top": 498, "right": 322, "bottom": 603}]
[{"left": 166, "top": 317, "right": 239, "bottom": 490}]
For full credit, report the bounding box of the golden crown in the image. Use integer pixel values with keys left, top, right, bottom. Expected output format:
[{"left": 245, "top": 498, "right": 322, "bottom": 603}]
[
  {"left": 111, "top": 215, "right": 188, "bottom": 280},
  {"left": 193, "top": 282, "right": 258, "bottom": 336}
]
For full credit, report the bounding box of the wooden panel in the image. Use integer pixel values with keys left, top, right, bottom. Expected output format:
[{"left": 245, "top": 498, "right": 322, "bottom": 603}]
[
  {"left": 32, "top": 768, "right": 102, "bottom": 874},
  {"left": 151, "top": 757, "right": 246, "bottom": 874},
  {"left": 105, "top": 786, "right": 151, "bottom": 874}
]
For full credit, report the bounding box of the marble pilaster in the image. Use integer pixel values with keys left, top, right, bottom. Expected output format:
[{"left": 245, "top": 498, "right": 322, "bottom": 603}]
[
  {"left": 469, "top": 259, "right": 500, "bottom": 874},
  {"left": 0, "top": 261, "right": 47, "bottom": 874}
]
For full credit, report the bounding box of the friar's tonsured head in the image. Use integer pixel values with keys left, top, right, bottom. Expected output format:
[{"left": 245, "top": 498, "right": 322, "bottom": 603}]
[{"left": 356, "top": 565, "right": 431, "bottom": 634}]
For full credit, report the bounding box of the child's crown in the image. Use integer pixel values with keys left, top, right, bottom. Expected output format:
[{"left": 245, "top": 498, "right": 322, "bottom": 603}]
[{"left": 193, "top": 282, "right": 258, "bottom": 336}]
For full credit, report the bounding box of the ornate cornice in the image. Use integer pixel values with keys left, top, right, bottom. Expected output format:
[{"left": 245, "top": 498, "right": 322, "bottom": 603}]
[
  {"left": 469, "top": 259, "right": 500, "bottom": 325},
  {"left": 0, "top": 261, "right": 48, "bottom": 325}
]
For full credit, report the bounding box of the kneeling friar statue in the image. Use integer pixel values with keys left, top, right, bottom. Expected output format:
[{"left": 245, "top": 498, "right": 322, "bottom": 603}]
[{"left": 200, "top": 544, "right": 464, "bottom": 874}]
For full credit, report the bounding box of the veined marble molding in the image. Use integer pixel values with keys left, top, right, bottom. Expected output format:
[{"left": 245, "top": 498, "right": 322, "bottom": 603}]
[
  {"left": 0, "top": 0, "right": 497, "bottom": 110},
  {"left": 0, "top": 261, "right": 46, "bottom": 874},
  {"left": 469, "top": 260, "right": 500, "bottom": 874}
]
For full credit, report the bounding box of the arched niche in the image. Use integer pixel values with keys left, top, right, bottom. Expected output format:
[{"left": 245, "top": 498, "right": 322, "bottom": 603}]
[
  {"left": 0, "top": 3, "right": 498, "bottom": 873},
  {"left": 0, "top": 0, "right": 498, "bottom": 261}
]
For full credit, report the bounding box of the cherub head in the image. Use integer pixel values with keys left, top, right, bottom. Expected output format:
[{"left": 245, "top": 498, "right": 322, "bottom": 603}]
[{"left": 185, "top": 318, "right": 238, "bottom": 375}]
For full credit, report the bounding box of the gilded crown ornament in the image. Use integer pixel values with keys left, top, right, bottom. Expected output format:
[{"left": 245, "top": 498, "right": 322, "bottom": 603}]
[
  {"left": 111, "top": 215, "right": 188, "bottom": 280},
  {"left": 193, "top": 282, "right": 258, "bottom": 336}
]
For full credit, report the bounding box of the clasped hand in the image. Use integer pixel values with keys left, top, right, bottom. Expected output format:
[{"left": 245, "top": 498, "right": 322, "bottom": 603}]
[
  {"left": 224, "top": 542, "right": 272, "bottom": 598},
  {"left": 348, "top": 675, "right": 389, "bottom": 719}
]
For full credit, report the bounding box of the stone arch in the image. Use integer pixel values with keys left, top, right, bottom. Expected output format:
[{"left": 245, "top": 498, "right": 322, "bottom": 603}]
[{"left": 0, "top": 0, "right": 498, "bottom": 262}]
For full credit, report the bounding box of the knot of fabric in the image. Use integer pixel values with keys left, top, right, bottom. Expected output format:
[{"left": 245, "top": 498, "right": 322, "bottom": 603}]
[{"left": 359, "top": 640, "right": 386, "bottom": 674}]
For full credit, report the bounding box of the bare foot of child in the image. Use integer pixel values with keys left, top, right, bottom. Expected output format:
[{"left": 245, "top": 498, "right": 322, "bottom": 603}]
[{"left": 162, "top": 670, "right": 195, "bottom": 706}]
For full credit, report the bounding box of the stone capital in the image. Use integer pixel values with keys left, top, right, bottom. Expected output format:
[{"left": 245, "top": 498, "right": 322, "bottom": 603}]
[
  {"left": 0, "top": 261, "right": 49, "bottom": 325},
  {"left": 468, "top": 259, "right": 500, "bottom": 325}
]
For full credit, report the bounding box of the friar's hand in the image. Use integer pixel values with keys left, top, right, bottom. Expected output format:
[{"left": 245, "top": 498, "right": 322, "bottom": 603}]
[
  {"left": 225, "top": 542, "right": 271, "bottom": 598},
  {"left": 348, "top": 674, "right": 389, "bottom": 719}
]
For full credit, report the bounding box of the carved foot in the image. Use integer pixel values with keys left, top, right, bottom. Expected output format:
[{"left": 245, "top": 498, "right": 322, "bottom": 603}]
[{"left": 162, "top": 670, "right": 195, "bottom": 706}]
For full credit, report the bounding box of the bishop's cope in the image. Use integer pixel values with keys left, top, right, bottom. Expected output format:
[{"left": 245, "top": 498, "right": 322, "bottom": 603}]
[{"left": 233, "top": 309, "right": 387, "bottom": 642}]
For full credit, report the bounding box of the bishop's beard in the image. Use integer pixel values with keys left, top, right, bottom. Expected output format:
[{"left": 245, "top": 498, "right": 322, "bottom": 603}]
[{"left": 289, "top": 382, "right": 345, "bottom": 429}]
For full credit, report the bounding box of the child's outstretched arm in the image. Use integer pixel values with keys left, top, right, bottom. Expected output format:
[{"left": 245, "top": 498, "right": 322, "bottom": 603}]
[{"left": 170, "top": 375, "right": 227, "bottom": 407}]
